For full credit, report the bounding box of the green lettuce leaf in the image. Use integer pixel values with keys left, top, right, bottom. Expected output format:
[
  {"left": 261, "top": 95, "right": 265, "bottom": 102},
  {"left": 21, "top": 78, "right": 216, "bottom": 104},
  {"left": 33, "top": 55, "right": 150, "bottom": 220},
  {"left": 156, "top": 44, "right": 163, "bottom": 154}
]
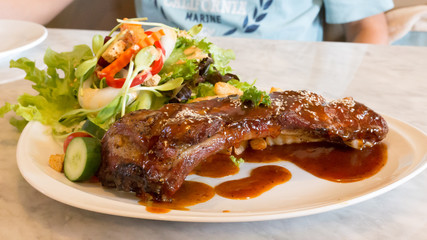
[
  {"left": 227, "top": 79, "right": 253, "bottom": 92},
  {"left": 1, "top": 45, "right": 93, "bottom": 132},
  {"left": 208, "top": 44, "right": 235, "bottom": 75},
  {"left": 194, "top": 82, "right": 215, "bottom": 98},
  {"left": 159, "top": 30, "right": 235, "bottom": 85},
  {"left": 159, "top": 37, "right": 200, "bottom": 84}
]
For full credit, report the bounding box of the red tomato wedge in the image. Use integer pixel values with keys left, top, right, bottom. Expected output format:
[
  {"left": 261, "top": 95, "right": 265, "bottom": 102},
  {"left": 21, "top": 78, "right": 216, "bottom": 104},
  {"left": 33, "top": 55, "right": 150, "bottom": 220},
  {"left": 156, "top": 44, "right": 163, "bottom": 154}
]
[
  {"left": 150, "top": 54, "right": 164, "bottom": 75},
  {"left": 63, "top": 132, "right": 92, "bottom": 153}
]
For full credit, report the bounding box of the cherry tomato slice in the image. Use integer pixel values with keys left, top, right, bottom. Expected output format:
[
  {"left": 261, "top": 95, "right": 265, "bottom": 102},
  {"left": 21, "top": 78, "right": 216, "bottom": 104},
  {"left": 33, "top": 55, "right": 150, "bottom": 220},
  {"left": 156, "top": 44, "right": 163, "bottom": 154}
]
[
  {"left": 150, "top": 54, "right": 164, "bottom": 75},
  {"left": 154, "top": 41, "right": 166, "bottom": 55},
  {"left": 105, "top": 76, "right": 126, "bottom": 88},
  {"left": 63, "top": 132, "right": 92, "bottom": 153},
  {"left": 130, "top": 72, "right": 149, "bottom": 87},
  {"left": 145, "top": 31, "right": 166, "bottom": 55}
]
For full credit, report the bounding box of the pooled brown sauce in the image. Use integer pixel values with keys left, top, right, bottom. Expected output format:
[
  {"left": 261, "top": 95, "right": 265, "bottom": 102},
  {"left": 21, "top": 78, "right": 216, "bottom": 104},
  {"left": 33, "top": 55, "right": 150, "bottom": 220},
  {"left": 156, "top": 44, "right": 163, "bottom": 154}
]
[
  {"left": 239, "top": 142, "right": 388, "bottom": 182},
  {"left": 215, "top": 165, "right": 292, "bottom": 200},
  {"left": 140, "top": 142, "right": 387, "bottom": 213},
  {"left": 192, "top": 153, "right": 240, "bottom": 178},
  {"left": 138, "top": 181, "right": 215, "bottom": 213}
]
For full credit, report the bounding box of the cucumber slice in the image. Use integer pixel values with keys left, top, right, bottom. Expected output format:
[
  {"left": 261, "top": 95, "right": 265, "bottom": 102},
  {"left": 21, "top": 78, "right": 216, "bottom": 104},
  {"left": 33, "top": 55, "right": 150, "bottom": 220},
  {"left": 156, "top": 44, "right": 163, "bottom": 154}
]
[
  {"left": 64, "top": 137, "right": 101, "bottom": 182},
  {"left": 82, "top": 120, "right": 106, "bottom": 140}
]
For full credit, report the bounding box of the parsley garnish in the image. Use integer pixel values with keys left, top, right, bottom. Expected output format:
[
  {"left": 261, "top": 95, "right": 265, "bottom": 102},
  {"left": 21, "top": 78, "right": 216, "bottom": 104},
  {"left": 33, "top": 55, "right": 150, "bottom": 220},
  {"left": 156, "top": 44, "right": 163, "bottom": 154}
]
[
  {"left": 240, "top": 86, "right": 271, "bottom": 107},
  {"left": 230, "top": 155, "right": 244, "bottom": 167}
]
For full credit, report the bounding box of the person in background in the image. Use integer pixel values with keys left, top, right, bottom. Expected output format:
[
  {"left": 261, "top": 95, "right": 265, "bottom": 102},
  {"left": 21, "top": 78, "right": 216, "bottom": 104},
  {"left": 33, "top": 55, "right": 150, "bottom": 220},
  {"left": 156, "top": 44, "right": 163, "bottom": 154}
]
[
  {"left": 0, "top": 0, "right": 73, "bottom": 25},
  {"left": 1, "top": 0, "right": 394, "bottom": 44},
  {"left": 135, "top": 0, "right": 394, "bottom": 44}
]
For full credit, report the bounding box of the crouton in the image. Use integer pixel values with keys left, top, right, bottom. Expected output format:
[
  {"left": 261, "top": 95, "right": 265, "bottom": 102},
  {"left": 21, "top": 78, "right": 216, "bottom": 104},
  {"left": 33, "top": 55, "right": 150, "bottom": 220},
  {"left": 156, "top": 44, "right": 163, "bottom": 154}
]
[
  {"left": 143, "top": 74, "right": 161, "bottom": 87},
  {"left": 214, "top": 82, "right": 243, "bottom": 96},
  {"left": 101, "top": 39, "right": 127, "bottom": 63},
  {"left": 249, "top": 138, "right": 267, "bottom": 150},
  {"left": 49, "top": 154, "right": 65, "bottom": 172},
  {"left": 270, "top": 87, "right": 283, "bottom": 93}
]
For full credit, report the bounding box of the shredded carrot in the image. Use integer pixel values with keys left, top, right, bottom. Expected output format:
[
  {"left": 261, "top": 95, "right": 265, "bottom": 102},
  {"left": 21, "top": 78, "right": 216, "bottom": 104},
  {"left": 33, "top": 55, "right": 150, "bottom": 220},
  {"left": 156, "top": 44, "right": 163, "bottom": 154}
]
[
  {"left": 120, "top": 19, "right": 147, "bottom": 44},
  {"left": 99, "top": 28, "right": 165, "bottom": 84},
  {"left": 99, "top": 45, "right": 140, "bottom": 80},
  {"left": 137, "top": 29, "right": 165, "bottom": 49}
]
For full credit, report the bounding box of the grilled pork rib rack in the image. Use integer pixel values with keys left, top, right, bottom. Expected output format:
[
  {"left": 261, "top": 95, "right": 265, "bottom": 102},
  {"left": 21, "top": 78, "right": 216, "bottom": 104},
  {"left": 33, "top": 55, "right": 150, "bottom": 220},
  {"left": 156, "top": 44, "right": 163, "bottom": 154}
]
[{"left": 98, "top": 90, "right": 388, "bottom": 201}]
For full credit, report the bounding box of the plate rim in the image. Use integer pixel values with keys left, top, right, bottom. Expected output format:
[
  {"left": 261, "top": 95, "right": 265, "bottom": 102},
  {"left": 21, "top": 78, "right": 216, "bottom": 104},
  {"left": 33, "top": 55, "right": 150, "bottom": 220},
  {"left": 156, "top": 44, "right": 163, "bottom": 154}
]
[
  {"left": 16, "top": 115, "right": 427, "bottom": 222},
  {"left": 0, "top": 19, "right": 48, "bottom": 59}
]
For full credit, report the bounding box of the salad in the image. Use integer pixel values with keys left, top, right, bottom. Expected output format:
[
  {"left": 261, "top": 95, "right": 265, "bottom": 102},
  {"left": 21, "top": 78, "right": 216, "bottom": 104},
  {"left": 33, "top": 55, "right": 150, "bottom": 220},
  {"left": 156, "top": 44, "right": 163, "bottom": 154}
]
[{"left": 0, "top": 18, "right": 270, "bottom": 182}]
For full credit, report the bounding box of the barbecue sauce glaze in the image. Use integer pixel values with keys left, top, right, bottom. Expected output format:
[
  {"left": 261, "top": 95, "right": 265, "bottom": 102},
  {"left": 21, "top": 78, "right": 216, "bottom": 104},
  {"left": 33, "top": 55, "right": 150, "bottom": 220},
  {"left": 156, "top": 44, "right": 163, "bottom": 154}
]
[
  {"left": 139, "top": 181, "right": 215, "bottom": 213},
  {"left": 139, "top": 142, "right": 387, "bottom": 212},
  {"left": 239, "top": 142, "right": 387, "bottom": 183},
  {"left": 215, "top": 165, "right": 292, "bottom": 199}
]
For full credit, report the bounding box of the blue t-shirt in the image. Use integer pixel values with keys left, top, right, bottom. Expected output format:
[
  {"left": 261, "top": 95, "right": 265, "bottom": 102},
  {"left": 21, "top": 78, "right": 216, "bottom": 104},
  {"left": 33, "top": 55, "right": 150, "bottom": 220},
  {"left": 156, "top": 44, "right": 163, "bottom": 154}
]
[{"left": 135, "top": 0, "right": 393, "bottom": 41}]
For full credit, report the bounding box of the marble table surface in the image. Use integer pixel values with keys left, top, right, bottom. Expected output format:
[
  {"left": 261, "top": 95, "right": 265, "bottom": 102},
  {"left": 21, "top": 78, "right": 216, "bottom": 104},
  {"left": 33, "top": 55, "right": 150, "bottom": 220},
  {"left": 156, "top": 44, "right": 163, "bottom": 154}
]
[{"left": 0, "top": 28, "right": 426, "bottom": 239}]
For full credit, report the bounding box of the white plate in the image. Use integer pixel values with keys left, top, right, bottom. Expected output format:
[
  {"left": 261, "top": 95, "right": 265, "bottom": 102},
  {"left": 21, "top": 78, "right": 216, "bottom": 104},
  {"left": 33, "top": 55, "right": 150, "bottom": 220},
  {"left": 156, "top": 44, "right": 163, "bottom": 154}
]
[
  {"left": 16, "top": 116, "right": 427, "bottom": 222},
  {"left": 0, "top": 20, "right": 47, "bottom": 84},
  {"left": 0, "top": 20, "right": 47, "bottom": 59}
]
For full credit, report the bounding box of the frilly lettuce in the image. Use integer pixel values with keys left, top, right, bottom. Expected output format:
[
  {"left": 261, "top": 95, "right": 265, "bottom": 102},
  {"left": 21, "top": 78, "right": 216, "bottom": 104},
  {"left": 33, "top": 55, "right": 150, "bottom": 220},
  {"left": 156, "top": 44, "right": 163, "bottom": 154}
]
[
  {"left": 159, "top": 26, "right": 235, "bottom": 85},
  {"left": 0, "top": 45, "right": 93, "bottom": 133}
]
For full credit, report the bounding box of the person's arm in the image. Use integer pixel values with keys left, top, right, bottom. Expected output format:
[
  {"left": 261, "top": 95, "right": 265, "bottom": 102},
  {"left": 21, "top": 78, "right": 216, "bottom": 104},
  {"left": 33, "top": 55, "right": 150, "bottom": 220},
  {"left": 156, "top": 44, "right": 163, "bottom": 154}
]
[
  {"left": 0, "top": 0, "right": 73, "bottom": 25},
  {"left": 344, "top": 12, "right": 389, "bottom": 44}
]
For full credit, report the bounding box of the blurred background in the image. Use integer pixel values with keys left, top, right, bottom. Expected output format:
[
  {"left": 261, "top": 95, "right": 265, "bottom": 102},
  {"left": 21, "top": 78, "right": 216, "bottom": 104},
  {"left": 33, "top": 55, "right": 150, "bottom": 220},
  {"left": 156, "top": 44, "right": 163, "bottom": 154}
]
[
  {"left": 44, "top": 0, "right": 425, "bottom": 29},
  {"left": 44, "top": 0, "right": 427, "bottom": 46},
  {"left": 46, "top": 0, "right": 136, "bottom": 30}
]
